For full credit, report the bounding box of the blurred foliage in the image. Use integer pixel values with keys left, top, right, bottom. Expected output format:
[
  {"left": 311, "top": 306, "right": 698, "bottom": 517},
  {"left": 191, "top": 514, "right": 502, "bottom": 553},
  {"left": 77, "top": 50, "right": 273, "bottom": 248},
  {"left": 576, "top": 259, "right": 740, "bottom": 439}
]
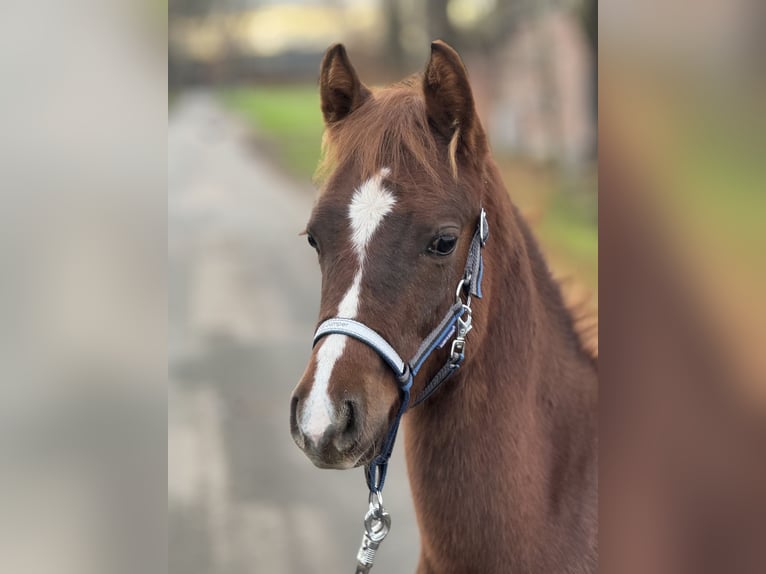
[
  {"left": 221, "top": 86, "right": 597, "bottom": 294},
  {"left": 539, "top": 179, "right": 598, "bottom": 287},
  {"left": 496, "top": 159, "right": 598, "bottom": 292}
]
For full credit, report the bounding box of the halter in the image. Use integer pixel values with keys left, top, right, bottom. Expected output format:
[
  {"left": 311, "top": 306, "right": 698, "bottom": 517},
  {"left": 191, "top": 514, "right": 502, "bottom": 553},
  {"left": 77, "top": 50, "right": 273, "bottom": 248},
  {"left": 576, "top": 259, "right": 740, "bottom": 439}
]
[{"left": 311, "top": 209, "right": 489, "bottom": 573}]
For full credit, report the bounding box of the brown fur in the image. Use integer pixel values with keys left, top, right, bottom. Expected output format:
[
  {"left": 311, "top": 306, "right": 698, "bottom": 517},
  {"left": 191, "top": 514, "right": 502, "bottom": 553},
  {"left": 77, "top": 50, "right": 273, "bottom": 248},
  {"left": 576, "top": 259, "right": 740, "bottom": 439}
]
[
  {"left": 317, "top": 77, "right": 444, "bottom": 185},
  {"left": 291, "top": 41, "right": 598, "bottom": 572}
]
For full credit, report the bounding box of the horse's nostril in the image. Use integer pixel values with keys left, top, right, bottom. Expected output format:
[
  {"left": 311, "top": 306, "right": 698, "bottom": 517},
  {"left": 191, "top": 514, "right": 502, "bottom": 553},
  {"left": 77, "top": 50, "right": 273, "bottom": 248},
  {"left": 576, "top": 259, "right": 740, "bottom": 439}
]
[
  {"left": 343, "top": 400, "right": 356, "bottom": 435},
  {"left": 336, "top": 399, "right": 361, "bottom": 450}
]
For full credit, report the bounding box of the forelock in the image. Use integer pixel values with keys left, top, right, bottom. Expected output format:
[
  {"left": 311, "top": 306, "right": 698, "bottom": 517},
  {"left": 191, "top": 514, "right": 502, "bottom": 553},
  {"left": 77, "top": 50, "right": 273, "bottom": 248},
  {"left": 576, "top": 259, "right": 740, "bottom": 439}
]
[{"left": 316, "top": 78, "right": 450, "bottom": 186}]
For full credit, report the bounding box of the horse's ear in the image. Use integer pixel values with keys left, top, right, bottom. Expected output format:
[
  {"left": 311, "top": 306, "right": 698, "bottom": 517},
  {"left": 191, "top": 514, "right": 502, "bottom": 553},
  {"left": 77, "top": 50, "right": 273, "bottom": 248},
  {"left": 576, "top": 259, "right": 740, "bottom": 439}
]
[
  {"left": 319, "top": 44, "right": 370, "bottom": 125},
  {"left": 423, "top": 40, "right": 485, "bottom": 161}
]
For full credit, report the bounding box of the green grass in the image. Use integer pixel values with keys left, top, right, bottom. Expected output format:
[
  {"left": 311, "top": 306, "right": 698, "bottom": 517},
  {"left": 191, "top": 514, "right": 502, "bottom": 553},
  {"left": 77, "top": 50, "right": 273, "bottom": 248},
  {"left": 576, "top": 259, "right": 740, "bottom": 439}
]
[{"left": 221, "top": 86, "right": 323, "bottom": 180}]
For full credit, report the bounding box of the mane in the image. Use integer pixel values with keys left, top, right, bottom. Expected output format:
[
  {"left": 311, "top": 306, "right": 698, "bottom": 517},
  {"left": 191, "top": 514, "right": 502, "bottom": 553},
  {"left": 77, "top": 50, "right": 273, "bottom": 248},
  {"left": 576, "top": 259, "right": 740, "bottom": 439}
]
[
  {"left": 514, "top": 202, "right": 599, "bottom": 367},
  {"left": 316, "top": 77, "right": 454, "bottom": 185},
  {"left": 565, "top": 286, "right": 599, "bottom": 364}
]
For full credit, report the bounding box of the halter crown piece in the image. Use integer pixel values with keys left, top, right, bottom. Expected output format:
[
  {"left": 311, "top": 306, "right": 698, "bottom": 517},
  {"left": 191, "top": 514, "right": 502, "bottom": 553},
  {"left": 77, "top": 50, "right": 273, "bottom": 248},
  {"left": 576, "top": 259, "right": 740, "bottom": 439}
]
[{"left": 312, "top": 208, "right": 489, "bottom": 573}]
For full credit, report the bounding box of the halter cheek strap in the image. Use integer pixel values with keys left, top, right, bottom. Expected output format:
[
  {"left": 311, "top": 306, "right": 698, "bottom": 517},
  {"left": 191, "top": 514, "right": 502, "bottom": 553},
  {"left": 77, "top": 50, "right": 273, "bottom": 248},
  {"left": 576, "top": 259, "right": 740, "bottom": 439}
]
[{"left": 312, "top": 208, "right": 489, "bottom": 494}]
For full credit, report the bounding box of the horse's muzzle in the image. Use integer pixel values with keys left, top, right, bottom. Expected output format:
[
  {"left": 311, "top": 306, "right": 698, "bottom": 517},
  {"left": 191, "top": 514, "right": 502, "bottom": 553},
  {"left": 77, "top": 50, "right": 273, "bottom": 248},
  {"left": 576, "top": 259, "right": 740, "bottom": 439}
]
[{"left": 290, "top": 394, "right": 366, "bottom": 469}]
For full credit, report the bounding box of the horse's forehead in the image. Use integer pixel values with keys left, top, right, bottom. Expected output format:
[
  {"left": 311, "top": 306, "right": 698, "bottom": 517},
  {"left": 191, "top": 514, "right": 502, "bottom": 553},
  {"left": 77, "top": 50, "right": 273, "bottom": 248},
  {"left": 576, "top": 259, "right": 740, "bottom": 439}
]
[
  {"left": 316, "top": 167, "right": 399, "bottom": 224},
  {"left": 347, "top": 169, "right": 396, "bottom": 252},
  {"left": 315, "top": 165, "right": 466, "bottom": 240}
]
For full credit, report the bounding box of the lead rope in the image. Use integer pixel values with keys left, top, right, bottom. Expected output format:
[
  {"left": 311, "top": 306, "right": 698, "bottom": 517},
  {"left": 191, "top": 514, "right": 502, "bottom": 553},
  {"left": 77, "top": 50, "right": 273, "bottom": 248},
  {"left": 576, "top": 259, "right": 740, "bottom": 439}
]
[{"left": 311, "top": 210, "right": 488, "bottom": 573}]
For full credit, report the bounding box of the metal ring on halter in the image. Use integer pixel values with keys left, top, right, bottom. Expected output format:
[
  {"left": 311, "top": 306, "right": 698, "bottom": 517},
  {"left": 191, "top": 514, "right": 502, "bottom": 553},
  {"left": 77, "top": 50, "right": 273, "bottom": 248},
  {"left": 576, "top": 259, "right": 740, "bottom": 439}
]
[
  {"left": 455, "top": 276, "right": 472, "bottom": 307},
  {"left": 364, "top": 492, "right": 391, "bottom": 541},
  {"left": 363, "top": 509, "right": 391, "bottom": 541},
  {"left": 368, "top": 490, "right": 384, "bottom": 515}
]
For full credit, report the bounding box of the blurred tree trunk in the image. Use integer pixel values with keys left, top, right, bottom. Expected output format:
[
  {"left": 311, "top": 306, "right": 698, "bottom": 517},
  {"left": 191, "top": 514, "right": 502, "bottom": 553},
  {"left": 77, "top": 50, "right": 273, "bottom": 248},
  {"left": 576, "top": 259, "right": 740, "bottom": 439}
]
[
  {"left": 426, "top": 0, "right": 459, "bottom": 47},
  {"left": 580, "top": 0, "right": 597, "bottom": 158},
  {"left": 383, "top": 0, "right": 405, "bottom": 74}
]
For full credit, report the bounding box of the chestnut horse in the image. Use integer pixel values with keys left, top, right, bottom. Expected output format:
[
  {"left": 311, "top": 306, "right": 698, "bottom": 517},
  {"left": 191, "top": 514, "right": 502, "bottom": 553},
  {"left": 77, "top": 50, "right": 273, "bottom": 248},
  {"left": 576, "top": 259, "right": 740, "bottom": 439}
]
[{"left": 290, "top": 41, "right": 598, "bottom": 573}]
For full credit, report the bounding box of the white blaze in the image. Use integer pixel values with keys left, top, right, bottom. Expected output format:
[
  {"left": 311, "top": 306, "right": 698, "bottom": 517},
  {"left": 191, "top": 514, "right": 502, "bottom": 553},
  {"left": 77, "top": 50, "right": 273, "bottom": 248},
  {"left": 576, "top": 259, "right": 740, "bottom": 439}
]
[
  {"left": 301, "top": 168, "right": 395, "bottom": 443},
  {"left": 348, "top": 168, "right": 395, "bottom": 260}
]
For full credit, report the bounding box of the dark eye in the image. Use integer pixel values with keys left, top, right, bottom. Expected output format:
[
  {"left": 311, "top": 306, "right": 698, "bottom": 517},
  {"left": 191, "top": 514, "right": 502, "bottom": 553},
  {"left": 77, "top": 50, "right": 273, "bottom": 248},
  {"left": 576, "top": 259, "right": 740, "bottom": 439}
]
[
  {"left": 427, "top": 235, "right": 457, "bottom": 256},
  {"left": 306, "top": 233, "right": 319, "bottom": 253}
]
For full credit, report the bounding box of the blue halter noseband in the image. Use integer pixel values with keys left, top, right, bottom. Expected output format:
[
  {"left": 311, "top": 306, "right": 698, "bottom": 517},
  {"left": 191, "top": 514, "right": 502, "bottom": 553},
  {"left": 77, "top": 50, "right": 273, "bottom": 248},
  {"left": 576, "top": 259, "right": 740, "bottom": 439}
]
[{"left": 312, "top": 208, "right": 489, "bottom": 495}]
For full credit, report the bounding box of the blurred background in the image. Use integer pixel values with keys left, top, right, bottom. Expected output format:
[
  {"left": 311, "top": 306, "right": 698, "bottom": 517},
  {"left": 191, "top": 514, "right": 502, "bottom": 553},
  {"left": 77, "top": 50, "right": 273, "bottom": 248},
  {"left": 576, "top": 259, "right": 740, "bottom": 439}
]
[
  {"left": 0, "top": 0, "right": 762, "bottom": 572},
  {"left": 1, "top": 2, "right": 165, "bottom": 574},
  {"left": 599, "top": 1, "right": 766, "bottom": 571},
  {"left": 169, "top": 0, "right": 599, "bottom": 288},
  {"left": 168, "top": 0, "right": 597, "bottom": 573}
]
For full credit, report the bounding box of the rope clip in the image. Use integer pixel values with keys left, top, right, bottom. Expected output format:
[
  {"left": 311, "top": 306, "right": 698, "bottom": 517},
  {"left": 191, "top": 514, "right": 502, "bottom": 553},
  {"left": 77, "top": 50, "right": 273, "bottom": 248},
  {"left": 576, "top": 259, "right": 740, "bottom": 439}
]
[{"left": 354, "top": 491, "right": 391, "bottom": 573}]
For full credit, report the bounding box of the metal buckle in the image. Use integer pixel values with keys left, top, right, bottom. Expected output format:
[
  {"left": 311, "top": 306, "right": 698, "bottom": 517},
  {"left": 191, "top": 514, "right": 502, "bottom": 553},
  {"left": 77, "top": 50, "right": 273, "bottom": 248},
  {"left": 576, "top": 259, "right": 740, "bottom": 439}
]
[
  {"left": 450, "top": 305, "right": 472, "bottom": 363},
  {"left": 479, "top": 208, "right": 488, "bottom": 245},
  {"left": 449, "top": 338, "right": 465, "bottom": 363}
]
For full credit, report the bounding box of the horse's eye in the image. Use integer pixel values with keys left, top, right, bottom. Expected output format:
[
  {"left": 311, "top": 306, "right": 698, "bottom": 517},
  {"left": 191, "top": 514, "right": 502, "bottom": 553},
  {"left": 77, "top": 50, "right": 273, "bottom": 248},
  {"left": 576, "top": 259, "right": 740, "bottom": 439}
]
[
  {"left": 427, "top": 235, "right": 457, "bottom": 256},
  {"left": 307, "top": 233, "right": 319, "bottom": 252}
]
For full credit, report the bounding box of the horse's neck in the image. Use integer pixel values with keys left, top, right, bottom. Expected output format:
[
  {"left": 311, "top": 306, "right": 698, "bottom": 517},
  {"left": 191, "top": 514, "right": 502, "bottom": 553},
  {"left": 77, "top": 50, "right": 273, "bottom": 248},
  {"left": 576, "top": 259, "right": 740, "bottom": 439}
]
[{"left": 403, "top": 174, "right": 597, "bottom": 571}]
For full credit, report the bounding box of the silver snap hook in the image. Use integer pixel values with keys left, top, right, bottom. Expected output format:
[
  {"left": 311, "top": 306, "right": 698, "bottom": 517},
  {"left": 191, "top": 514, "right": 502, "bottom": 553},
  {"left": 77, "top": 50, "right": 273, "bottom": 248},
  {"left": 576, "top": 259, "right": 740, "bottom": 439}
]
[{"left": 356, "top": 492, "right": 392, "bottom": 573}]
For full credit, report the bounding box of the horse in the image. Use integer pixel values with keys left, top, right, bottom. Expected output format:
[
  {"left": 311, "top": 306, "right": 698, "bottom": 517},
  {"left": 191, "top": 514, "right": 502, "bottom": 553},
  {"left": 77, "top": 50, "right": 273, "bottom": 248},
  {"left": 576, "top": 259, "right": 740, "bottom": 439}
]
[{"left": 289, "top": 40, "right": 598, "bottom": 573}]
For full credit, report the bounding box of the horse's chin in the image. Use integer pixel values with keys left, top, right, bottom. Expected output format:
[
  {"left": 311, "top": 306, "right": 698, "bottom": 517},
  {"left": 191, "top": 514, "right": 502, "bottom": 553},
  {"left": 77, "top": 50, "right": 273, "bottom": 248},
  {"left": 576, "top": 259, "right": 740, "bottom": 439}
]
[
  {"left": 310, "top": 457, "right": 358, "bottom": 470},
  {"left": 308, "top": 441, "right": 378, "bottom": 470}
]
